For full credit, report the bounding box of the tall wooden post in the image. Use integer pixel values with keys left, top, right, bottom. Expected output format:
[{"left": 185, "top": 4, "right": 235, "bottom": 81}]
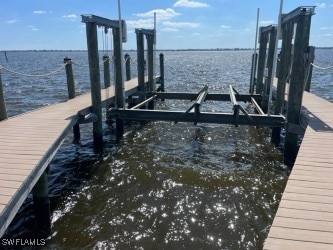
[
  {"left": 249, "top": 53, "right": 258, "bottom": 94},
  {"left": 136, "top": 31, "right": 145, "bottom": 92},
  {"left": 284, "top": 13, "right": 312, "bottom": 166},
  {"left": 159, "top": 53, "right": 165, "bottom": 93},
  {"left": 304, "top": 46, "right": 315, "bottom": 92},
  {"left": 271, "top": 22, "right": 293, "bottom": 145},
  {"left": 124, "top": 53, "right": 131, "bottom": 81},
  {"left": 103, "top": 55, "right": 111, "bottom": 89},
  {"left": 32, "top": 171, "right": 51, "bottom": 237},
  {"left": 262, "top": 27, "right": 277, "bottom": 112},
  {"left": 64, "top": 57, "right": 80, "bottom": 142},
  {"left": 64, "top": 57, "right": 75, "bottom": 99},
  {"left": 103, "top": 55, "right": 112, "bottom": 121},
  {"left": 113, "top": 27, "right": 125, "bottom": 136},
  {"left": 85, "top": 22, "right": 103, "bottom": 146},
  {"left": 256, "top": 30, "right": 268, "bottom": 94},
  {"left": 0, "top": 70, "right": 8, "bottom": 121},
  {"left": 147, "top": 35, "right": 155, "bottom": 92},
  {"left": 147, "top": 35, "right": 155, "bottom": 110}
]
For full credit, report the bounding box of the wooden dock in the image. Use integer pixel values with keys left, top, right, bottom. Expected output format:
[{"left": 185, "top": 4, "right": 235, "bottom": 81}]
[
  {"left": 0, "top": 79, "right": 138, "bottom": 237},
  {"left": 264, "top": 91, "right": 333, "bottom": 249}
]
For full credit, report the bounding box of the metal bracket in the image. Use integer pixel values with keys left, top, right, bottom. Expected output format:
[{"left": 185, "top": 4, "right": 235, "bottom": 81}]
[{"left": 77, "top": 113, "right": 98, "bottom": 124}]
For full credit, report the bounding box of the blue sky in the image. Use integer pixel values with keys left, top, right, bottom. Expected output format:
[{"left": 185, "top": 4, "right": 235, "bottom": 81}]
[{"left": 1, "top": 0, "right": 333, "bottom": 50}]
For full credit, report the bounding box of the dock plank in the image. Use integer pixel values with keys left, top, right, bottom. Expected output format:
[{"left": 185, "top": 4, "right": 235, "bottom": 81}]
[
  {"left": 264, "top": 238, "right": 333, "bottom": 250},
  {"left": 0, "top": 80, "right": 138, "bottom": 237},
  {"left": 265, "top": 90, "right": 333, "bottom": 249}
]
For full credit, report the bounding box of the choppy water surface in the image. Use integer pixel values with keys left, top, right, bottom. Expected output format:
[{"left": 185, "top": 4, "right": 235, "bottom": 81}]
[{"left": 1, "top": 49, "right": 332, "bottom": 249}]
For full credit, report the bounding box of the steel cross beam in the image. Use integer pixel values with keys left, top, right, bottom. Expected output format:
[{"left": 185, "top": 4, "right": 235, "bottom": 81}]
[
  {"left": 281, "top": 6, "right": 315, "bottom": 24},
  {"left": 81, "top": 14, "right": 123, "bottom": 28},
  {"left": 109, "top": 109, "right": 285, "bottom": 127},
  {"left": 148, "top": 92, "right": 262, "bottom": 103}
]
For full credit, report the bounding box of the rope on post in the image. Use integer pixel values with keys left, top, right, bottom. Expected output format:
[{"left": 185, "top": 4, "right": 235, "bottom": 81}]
[
  {"left": 0, "top": 64, "right": 67, "bottom": 77},
  {"left": 311, "top": 63, "right": 333, "bottom": 70}
]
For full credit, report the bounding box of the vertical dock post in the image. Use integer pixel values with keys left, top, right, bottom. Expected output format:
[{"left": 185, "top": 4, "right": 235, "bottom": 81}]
[
  {"left": 85, "top": 22, "right": 103, "bottom": 146},
  {"left": 124, "top": 53, "right": 131, "bottom": 81},
  {"left": 249, "top": 53, "right": 257, "bottom": 94},
  {"left": 271, "top": 22, "right": 293, "bottom": 145},
  {"left": 0, "top": 70, "right": 8, "bottom": 121},
  {"left": 304, "top": 46, "right": 315, "bottom": 92},
  {"left": 159, "top": 53, "right": 165, "bottom": 94},
  {"left": 32, "top": 171, "right": 51, "bottom": 237},
  {"left": 256, "top": 29, "right": 268, "bottom": 94},
  {"left": 136, "top": 30, "right": 146, "bottom": 93},
  {"left": 64, "top": 57, "right": 80, "bottom": 142},
  {"left": 147, "top": 34, "right": 155, "bottom": 109},
  {"left": 113, "top": 26, "right": 125, "bottom": 136},
  {"left": 262, "top": 27, "right": 277, "bottom": 112},
  {"left": 103, "top": 55, "right": 112, "bottom": 121},
  {"left": 284, "top": 12, "right": 312, "bottom": 166},
  {"left": 103, "top": 55, "right": 111, "bottom": 89},
  {"left": 64, "top": 57, "right": 75, "bottom": 99},
  {"left": 147, "top": 35, "right": 155, "bottom": 92}
]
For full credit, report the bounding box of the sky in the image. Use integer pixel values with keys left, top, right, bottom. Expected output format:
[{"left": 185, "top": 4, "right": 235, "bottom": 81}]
[{"left": 1, "top": 0, "right": 333, "bottom": 50}]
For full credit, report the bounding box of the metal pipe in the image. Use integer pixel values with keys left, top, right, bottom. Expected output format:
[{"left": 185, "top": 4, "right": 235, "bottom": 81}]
[
  {"left": 250, "top": 8, "right": 260, "bottom": 94},
  {"left": 267, "top": 0, "right": 284, "bottom": 115}
]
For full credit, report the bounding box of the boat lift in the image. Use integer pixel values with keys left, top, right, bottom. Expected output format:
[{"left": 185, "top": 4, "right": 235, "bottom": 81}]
[{"left": 108, "top": 85, "right": 285, "bottom": 128}]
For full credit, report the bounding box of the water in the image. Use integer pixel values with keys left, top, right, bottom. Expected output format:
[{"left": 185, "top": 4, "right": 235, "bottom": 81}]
[{"left": 0, "top": 49, "right": 332, "bottom": 249}]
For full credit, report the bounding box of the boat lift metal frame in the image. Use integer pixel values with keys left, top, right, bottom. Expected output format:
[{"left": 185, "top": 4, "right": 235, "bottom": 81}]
[{"left": 109, "top": 85, "right": 285, "bottom": 128}]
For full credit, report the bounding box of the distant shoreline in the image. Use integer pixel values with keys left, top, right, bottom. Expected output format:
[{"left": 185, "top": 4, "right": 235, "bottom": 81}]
[{"left": 2, "top": 47, "right": 333, "bottom": 52}]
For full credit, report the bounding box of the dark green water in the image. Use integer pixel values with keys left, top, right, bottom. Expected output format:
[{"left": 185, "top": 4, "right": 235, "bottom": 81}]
[{"left": 7, "top": 49, "right": 333, "bottom": 248}]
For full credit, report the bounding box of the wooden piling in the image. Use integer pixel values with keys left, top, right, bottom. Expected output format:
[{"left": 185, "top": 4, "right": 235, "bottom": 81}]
[
  {"left": 64, "top": 57, "right": 75, "bottom": 99},
  {"left": 249, "top": 53, "right": 258, "bottom": 94},
  {"left": 136, "top": 31, "right": 145, "bottom": 92},
  {"left": 256, "top": 30, "right": 268, "bottom": 94},
  {"left": 85, "top": 22, "right": 103, "bottom": 146},
  {"left": 147, "top": 35, "right": 155, "bottom": 92},
  {"left": 0, "top": 70, "right": 8, "bottom": 121},
  {"left": 262, "top": 27, "right": 277, "bottom": 112},
  {"left": 159, "top": 53, "right": 165, "bottom": 91},
  {"left": 32, "top": 171, "right": 51, "bottom": 237},
  {"left": 124, "top": 53, "right": 131, "bottom": 81},
  {"left": 64, "top": 57, "right": 80, "bottom": 142},
  {"left": 147, "top": 35, "right": 155, "bottom": 109},
  {"left": 103, "top": 55, "right": 111, "bottom": 89},
  {"left": 304, "top": 46, "right": 315, "bottom": 92},
  {"left": 113, "top": 27, "right": 125, "bottom": 136},
  {"left": 284, "top": 13, "right": 312, "bottom": 166},
  {"left": 271, "top": 22, "right": 293, "bottom": 145}
]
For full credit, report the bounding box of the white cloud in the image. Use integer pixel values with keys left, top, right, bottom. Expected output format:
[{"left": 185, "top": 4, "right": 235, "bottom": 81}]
[
  {"left": 27, "top": 25, "right": 38, "bottom": 31},
  {"left": 5, "top": 20, "right": 18, "bottom": 24},
  {"left": 323, "top": 33, "right": 332, "bottom": 36},
  {"left": 135, "top": 8, "right": 180, "bottom": 20},
  {"left": 220, "top": 25, "right": 231, "bottom": 29},
  {"left": 33, "top": 10, "right": 47, "bottom": 14},
  {"left": 161, "top": 27, "right": 179, "bottom": 32},
  {"left": 174, "top": 0, "right": 209, "bottom": 8},
  {"left": 320, "top": 26, "right": 333, "bottom": 30},
  {"left": 316, "top": 3, "right": 326, "bottom": 8},
  {"left": 62, "top": 14, "right": 78, "bottom": 21},
  {"left": 163, "top": 21, "right": 200, "bottom": 28},
  {"left": 127, "top": 19, "right": 155, "bottom": 29},
  {"left": 260, "top": 20, "right": 274, "bottom": 26}
]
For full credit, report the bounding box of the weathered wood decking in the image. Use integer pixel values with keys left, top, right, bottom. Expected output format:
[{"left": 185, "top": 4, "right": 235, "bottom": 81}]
[
  {"left": 0, "top": 79, "right": 138, "bottom": 237},
  {"left": 264, "top": 91, "right": 333, "bottom": 249}
]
